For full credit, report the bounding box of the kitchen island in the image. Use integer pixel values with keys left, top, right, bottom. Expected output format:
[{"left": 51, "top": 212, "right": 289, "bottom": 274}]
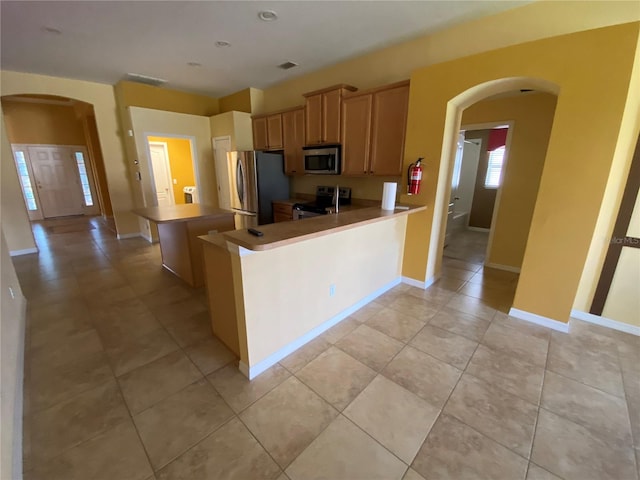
[
  {"left": 199, "top": 204, "right": 426, "bottom": 379},
  {"left": 132, "top": 204, "right": 235, "bottom": 287}
]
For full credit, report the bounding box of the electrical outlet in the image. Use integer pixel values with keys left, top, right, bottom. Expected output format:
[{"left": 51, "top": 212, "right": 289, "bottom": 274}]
[{"left": 329, "top": 284, "right": 336, "bottom": 297}]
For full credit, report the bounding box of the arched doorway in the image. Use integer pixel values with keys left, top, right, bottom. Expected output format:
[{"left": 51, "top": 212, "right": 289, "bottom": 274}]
[
  {"left": 435, "top": 85, "right": 559, "bottom": 313},
  {"left": 1, "top": 94, "right": 114, "bottom": 228}
]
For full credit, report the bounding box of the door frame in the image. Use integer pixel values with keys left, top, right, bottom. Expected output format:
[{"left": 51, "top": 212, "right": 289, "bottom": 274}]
[
  {"left": 143, "top": 134, "right": 200, "bottom": 207},
  {"left": 147, "top": 141, "right": 176, "bottom": 205},
  {"left": 457, "top": 120, "right": 515, "bottom": 269}
]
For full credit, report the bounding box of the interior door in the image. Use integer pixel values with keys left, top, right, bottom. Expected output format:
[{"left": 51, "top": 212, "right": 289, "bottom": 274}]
[
  {"left": 445, "top": 133, "right": 466, "bottom": 246},
  {"left": 213, "top": 136, "right": 232, "bottom": 209},
  {"left": 28, "top": 146, "right": 84, "bottom": 218},
  {"left": 149, "top": 143, "right": 174, "bottom": 206}
]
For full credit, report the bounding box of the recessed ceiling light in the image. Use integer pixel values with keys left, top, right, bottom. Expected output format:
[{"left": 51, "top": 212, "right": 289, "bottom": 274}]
[
  {"left": 258, "top": 10, "right": 278, "bottom": 22},
  {"left": 215, "top": 40, "right": 231, "bottom": 48},
  {"left": 187, "top": 62, "right": 202, "bottom": 67},
  {"left": 42, "top": 26, "right": 62, "bottom": 35}
]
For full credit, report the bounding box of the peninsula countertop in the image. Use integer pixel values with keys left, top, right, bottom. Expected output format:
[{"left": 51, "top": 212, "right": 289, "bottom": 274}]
[
  {"left": 132, "top": 204, "right": 235, "bottom": 224},
  {"left": 200, "top": 204, "right": 426, "bottom": 252}
]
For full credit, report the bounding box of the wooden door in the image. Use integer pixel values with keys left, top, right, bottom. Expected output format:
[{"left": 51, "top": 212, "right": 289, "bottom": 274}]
[
  {"left": 322, "top": 89, "right": 342, "bottom": 144},
  {"left": 283, "top": 108, "right": 305, "bottom": 175},
  {"left": 266, "top": 114, "right": 283, "bottom": 149},
  {"left": 305, "top": 94, "right": 323, "bottom": 145},
  {"left": 28, "top": 146, "right": 84, "bottom": 218},
  {"left": 369, "top": 84, "right": 409, "bottom": 176},
  {"left": 341, "top": 94, "right": 372, "bottom": 175},
  {"left": 252, "top": 117, "right": 269, "bottom": 150},
  {"left": 149, "top": 143, "right": 174, "bottom": 206}
]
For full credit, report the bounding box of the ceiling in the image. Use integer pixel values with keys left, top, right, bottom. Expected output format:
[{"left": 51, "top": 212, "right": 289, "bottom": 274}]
[{"left": 1, "top": 1, "right": 528, "bottom": 98}]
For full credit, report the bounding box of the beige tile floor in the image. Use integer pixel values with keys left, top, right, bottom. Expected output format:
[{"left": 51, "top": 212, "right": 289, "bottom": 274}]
[{"left": 15, "top": 217, "right": 640, "bottom": 480}]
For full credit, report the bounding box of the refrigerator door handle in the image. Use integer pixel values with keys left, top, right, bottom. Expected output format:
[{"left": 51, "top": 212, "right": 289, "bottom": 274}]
[{"left": 236, "top": 160, "right": 245, "bottom": 208}]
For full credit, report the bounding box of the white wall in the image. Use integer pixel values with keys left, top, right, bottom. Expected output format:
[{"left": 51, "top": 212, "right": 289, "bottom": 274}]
[
  {"left": 0, "top": 229, "right": 26, "bottom": 480},
  {"left": 129, "top": 107, "right": 218, "bottom": 238}
]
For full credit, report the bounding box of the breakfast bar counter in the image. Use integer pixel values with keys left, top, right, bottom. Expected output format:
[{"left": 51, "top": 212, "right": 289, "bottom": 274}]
[
  {"left": 199, "top": 204, "right": 426, "bottom": 378},
  {"left": 132, "top": 204, "right": 235, "bottom": 287},
  {"left": 203, "top": 204, "right": 426, "bottom": 252}
]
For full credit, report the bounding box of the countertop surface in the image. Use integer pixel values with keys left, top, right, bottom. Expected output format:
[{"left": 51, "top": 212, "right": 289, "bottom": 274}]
[
  {"left": 200, "top": 204, "right": 426, "bottom": 252},
  {"left": 132, "top": 204, "right": 235, "bottom": 223}
]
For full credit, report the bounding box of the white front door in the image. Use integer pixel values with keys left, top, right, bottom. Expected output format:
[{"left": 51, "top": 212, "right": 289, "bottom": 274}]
[
  {"left": 28, "top": 146, "right": 84, "bottom": 218},
  {"left": 213, "top": 136, "right": 232, "bottom": 210},
  {"left": 149, "top": 143, "right": 174, "bottom": 207}
]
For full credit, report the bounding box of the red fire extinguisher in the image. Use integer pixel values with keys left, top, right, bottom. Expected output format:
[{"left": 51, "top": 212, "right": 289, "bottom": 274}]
[{"left": 407, "top": 158, "right": 424, "bottom": 195}]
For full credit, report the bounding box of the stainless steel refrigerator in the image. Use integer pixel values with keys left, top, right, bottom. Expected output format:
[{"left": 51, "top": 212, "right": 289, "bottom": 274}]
[{"left": 226, "top": 151, "right": 290, "bottom": 227}]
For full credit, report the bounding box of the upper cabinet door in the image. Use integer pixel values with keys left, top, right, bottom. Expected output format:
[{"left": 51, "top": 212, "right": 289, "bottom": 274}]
[
  {"left": 369, "top": 83, "right": 410, "bottom": 176},
  {"left": 305, "top": 94, "right": 323, "bottom": 145},
  {"left": 267, "top": 114, "right": 283, "bottom": 149},
  {"left": 322, "top": 89, "right": 342, "bottom": 144},
  {"left": 283, "top": 107, "right": 305, "bottom": 175},
  {"left": 341, "top": 94, "right": 373, "bottom": 176},
  {"left": 252, "top": 117, "right": 269, "bottom": 151}
]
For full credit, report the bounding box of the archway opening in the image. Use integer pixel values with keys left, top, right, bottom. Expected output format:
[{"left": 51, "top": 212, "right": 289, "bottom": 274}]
[
  {"left": 1, "top": 94, "right": 114, "bottom": 231},
  {"left": 428, "top": 77, "right": 560, "bottom": 313}
]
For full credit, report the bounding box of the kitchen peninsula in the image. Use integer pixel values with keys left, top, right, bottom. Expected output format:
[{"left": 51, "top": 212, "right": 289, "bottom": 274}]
[
  {"left": 200, "top": 204, "right": 426, "bottom": 379},
  {"left": 133, "top": 204, "right": 235, "bottom": 287}
]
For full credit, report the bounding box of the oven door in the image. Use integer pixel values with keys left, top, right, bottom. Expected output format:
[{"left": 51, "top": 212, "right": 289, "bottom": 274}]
[{"left": 303, "top": 146, "right": 340, "bottom": 174}]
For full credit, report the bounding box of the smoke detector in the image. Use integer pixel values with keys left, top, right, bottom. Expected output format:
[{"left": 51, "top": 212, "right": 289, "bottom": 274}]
[
  {"left": 124, "top": 73, "right": 168, "bottom": 87},
  {"left": 278, "top": 61, "right": 299, "bottom": 70}
]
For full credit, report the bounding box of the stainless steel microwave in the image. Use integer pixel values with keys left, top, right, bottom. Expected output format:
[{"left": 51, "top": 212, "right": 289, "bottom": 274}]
[{"left": 303, "top": 145, "right": 340, "bottom": 174}]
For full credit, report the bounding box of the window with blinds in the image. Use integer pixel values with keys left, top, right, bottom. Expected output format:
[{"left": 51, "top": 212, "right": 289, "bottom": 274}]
[{"left": 484, "top": 146, "right": 505, "bottom": 189}]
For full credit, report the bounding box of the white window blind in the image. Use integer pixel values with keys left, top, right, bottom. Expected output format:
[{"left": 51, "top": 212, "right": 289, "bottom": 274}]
[{"left": 484, "top": 146, "right": 505, "bottom": 189}]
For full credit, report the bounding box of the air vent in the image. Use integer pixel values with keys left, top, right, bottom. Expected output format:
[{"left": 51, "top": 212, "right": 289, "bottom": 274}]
[
  {"left": 278, "top": 61, "right": 299, "bottom": 70},
  {"left": 125, "top": 73, "right": 168, "bottom": 87}
]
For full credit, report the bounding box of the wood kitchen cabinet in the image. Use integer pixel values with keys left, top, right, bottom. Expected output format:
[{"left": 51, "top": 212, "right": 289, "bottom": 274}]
[
  {"left": 341, "top": 80, "right": 410, "bottom": 176},
  {"left": 282, "top": 107, "right": 305, "bottom": 175},
  {"left": 252, "top": 113, "right": 283, "bottom": 151},
  {"left": 272, "top": 201, "right": 294, "bottom": 222},
  {"left": 304, "top": 84, "right": 357, "bottom": 146},
  {"left": 341, "top": 94, "right": 373, "bottom": 175}
]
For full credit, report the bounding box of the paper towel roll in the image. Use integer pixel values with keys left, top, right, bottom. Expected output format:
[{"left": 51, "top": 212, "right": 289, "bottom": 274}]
[{"left": 382, "top": 182, "right": 397, "bottom": 211}]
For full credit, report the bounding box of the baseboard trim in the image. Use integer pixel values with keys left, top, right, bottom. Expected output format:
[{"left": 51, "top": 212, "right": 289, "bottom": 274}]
[
  {"left": 509, "top": 307, "right": 569, "bottom": 333},
  {"left": 570, "top": 309, "right": 640, "bottom": 337},
  {"left": 240, "top": 277, "right": 401, "bottom": 380},
  {"left": 485, "top": 262, "right": 521, "bottom": 273},
  {"left": 9, "top": 247, "right": 38, "bottom": 257},
  {"left": 467, "top": 226, "right": 490, "bottom": 232},
  {"left": 116, "top": 232, "right": 141, "bottom": 240}
]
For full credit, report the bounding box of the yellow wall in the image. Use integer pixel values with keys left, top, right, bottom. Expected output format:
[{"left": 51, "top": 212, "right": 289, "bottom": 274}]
[
  {"left": 0, "top": 106, "right": 36, "bottom": 252},
  {"left": 115, "top": 81, "right": 219, "bottom": 116},
  {"left": 147, "top": 136, "right": 195, "bottom": 204},
  {"left": 400, "top": 23, "right": 639, "bottom": 324},
  {"left": 573, "top": 28, "right": 640, "bottom": 326},
  {"left": 292, "top": 175, "right": 401, "bottom": 201},
  {"left": 461, "top": 93, "right": 558, "bottom": 269},
  {"left": 257, "top": 1, "right": 640, "bottom": 113},
  {"left": 1, "top": 100, "right": 86, "bottom": 145},
  {"left": 210, "top": 111, "right": 253, "bottom": 151},
  {"left": 0, "top": 229, "right": 27, "bottom": 479},
  {"left": 219, "top": 88, "right": 252, "bottom": 113}
]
